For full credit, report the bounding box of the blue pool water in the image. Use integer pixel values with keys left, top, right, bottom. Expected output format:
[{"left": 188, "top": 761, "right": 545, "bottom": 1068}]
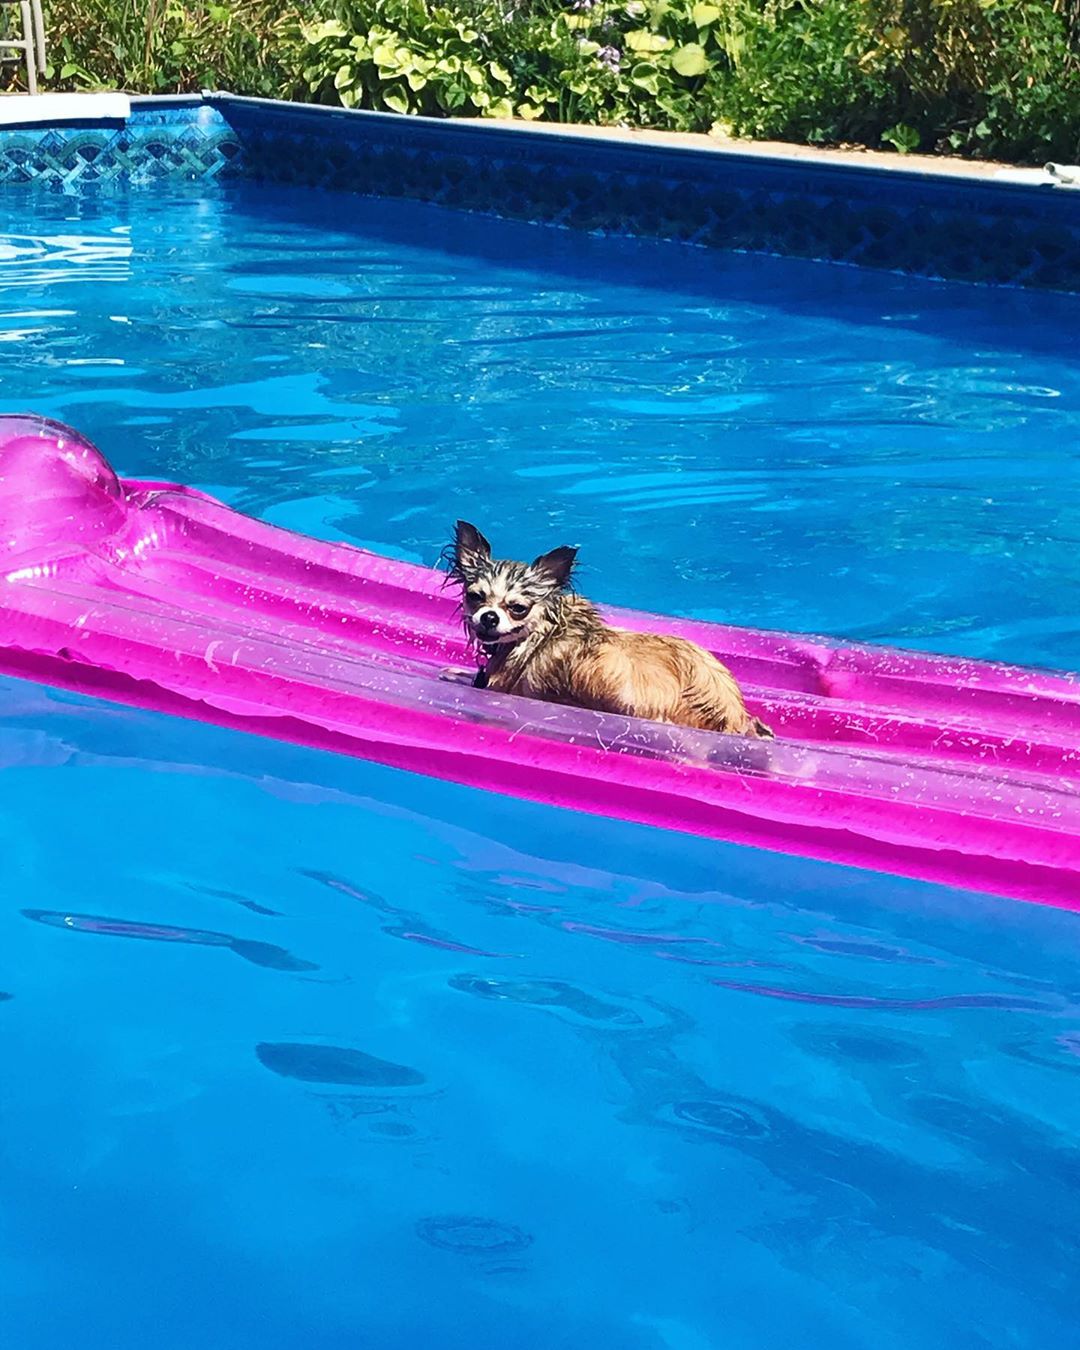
[
  {"left": 5, "top": 683, "right": 1080, "bottom": 1350},
  {"left": 2, "top": 182, "right": 1080, "bottom": 1348}
]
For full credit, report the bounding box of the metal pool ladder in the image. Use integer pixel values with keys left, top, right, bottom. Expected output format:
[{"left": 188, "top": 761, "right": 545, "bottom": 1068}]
[{"left": 0, "top": 0, "right": 46, "bottom": 96}]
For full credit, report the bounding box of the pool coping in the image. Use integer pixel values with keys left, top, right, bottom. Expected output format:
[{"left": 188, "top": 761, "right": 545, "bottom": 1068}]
[
  {"left": 199, "top": 91, "right": 1070, "bottom": 201},
  {"left": 8, "top": 88, "right": 1066, "bottom": 195},
  {"left": 454, "top": 115, "right": 1059, "bottom": 185}
]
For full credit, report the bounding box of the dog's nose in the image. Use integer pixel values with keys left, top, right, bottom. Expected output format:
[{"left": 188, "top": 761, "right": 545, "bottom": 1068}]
[{"left": 478, "top": 610, "right": 499, "bottom": 631}]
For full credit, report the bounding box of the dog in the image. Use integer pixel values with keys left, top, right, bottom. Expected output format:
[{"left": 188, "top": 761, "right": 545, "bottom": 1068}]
[{"left": 444, "top": 521, "right": 773, "bottom": 738}]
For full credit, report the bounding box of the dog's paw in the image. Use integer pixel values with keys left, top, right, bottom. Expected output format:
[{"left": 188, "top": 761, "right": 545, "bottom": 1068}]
[{"left": 438, "top": 666, "right": 476, "bottom": 686}]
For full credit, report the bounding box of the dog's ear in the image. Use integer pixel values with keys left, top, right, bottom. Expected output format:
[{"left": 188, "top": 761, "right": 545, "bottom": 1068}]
[
  {"left": 531, "top": 545, "right": 578, "bottom": 590},
  {"left": 453, "top": 520, "right": 492, "bottom": 577}
]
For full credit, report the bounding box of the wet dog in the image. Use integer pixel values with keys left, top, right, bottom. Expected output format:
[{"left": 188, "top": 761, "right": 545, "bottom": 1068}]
[{"left": 444, "top": 521, "right": 772, "bottom": 738}]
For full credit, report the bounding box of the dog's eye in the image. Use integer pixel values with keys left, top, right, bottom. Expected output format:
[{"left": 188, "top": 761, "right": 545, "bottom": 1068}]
[
  {"left": 507, "top": 602, "right": 531, "bottom": 620},
  {"left": 465, "top": 590, "right": 484, "bottom": 607}
]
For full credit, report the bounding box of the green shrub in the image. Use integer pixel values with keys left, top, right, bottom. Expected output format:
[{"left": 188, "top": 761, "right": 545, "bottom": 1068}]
[
  {"left": 858, "top": 0, "right": 1080, "bottom": 159},
  {"left": 703, "top": 0, "right": 896, "bottom": 144},
  {"left": 28, "top": 0, "right": 1080, "bottom": 164},
  {"left": 41, "top": 0, "right": 301, "bottom": 96},
  {"left": 293, "top": 0, "right": 727, "bottom": 130},
  {"left": 290, "top": 0, "right": 1080, "bottom": 159},
  {"left": 696, "top": 0, "right": 1080, "bottom": 160}
]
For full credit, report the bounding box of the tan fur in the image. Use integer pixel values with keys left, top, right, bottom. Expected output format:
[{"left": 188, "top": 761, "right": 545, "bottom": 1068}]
[{"left": 484, "top": 595, "right": 771, "bottom": 737}]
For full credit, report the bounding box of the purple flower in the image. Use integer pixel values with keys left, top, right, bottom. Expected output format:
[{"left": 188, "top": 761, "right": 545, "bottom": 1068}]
[{"left": 597, "top": 44, "right": 621, "bottom": 73}]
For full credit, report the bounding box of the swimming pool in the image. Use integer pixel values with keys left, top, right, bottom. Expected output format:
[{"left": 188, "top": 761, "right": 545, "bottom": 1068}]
[{"left": 2, "top": 154, "right": 1079, "bottom": 1348}]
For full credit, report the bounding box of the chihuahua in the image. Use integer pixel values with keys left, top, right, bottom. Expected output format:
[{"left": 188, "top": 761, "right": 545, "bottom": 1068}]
[{"left": 445, "top": 521, "right": 772, "bottom": 738}]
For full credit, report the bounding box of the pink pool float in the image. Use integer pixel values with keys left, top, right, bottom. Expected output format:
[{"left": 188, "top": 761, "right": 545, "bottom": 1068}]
[{"left": 1, "top": 414, "right": 1078, "bottom": 909}]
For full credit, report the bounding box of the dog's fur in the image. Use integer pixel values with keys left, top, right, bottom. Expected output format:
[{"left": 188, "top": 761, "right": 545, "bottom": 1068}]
[{"left": 445, "top": 521, "right": 772, "bottom": 738}]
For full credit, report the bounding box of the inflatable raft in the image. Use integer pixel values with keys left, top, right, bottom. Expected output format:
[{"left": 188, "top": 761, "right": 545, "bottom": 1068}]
[{"left": 1, "top": 415, "right": 1077, "bottom": 909}]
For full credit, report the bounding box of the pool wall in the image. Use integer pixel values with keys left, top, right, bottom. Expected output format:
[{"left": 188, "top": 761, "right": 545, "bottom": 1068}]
[
  {"left": 0, "top": 101, "right": 240, "bottom": 189},
  {"left": 1, "top": 92, "right": 1078, "bottom": 291}
]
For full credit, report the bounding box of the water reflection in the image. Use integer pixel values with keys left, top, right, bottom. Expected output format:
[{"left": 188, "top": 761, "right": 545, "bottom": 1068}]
[
  {"left": 255, "top": 1041, "right": 426, "bottom": 1089},
  {"left": 21, "top": 908, "right": 318, "bottom": 972}
]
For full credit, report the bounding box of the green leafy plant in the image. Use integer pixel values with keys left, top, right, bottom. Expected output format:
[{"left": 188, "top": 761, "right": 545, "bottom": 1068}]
[
  {"left": 40, "top": 0, "right": 302, "bottom": 96},
  {"left": 24, "top": 0, "right": 1080, "bottom": 164},
  {"left": 297, "top": 3, "right": 516, "bottom": 118},
  {"left": 291, "top": 0, "right": 732, "bottom": 129},
  {"left": 880, "top": 120, "right": 920, "bottom": 153},
  {"left": 858, "top": 0, "right": 1080, "bottom": 159}
]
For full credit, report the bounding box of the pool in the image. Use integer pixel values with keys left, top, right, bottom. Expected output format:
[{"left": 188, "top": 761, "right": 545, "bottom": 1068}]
[{"left": 2, "top": 145, "right": 1079, "bottom": 1347}]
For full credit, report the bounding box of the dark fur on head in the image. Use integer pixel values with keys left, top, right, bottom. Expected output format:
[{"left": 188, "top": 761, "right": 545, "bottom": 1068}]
[
  {"left": 446, "top": 521, "right": 576, "bottom": 589},
  {"left": 445, "top": 520, "right": 579, "bottom": 648}
]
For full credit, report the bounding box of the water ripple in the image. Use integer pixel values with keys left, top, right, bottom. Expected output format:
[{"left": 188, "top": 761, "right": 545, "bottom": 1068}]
[
  {"left": 22, "top": 908, "right": 318, "bottom": 972},
  {"left": 255, "top": 1041, "right": 426, "bottom": 1088},
  {"left": 416, "top": 1214, "right": 533, "bottom": 1255},
  {"left": 711, "top": 979, "right": 1052, "bottom": 1012}
]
